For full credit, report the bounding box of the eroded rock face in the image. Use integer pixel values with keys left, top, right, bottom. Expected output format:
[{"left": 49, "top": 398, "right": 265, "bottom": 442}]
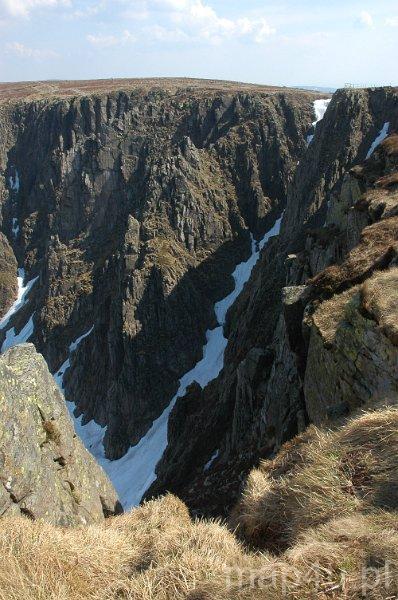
[
  {"left": 305, "top": 285, "right": 398, "bottom": 422},
  {"left": 0, "top": 81, "right": 317, "bottom": 458},
  {"left": 0, "top": 344, "right": 121, "bottom": 526},
  {"left": 3, "top": 81, "right": 397, "bottom": 521},
  {"left": 148, "top": 87, "right": 398, "bottom": 517},
  {"left": 0, "top": 233, "right": 17, "bottom": 318}
]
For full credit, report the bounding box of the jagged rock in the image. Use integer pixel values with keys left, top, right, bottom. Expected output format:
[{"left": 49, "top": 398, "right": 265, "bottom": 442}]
[
  {"left": 0, "top": 80, "right": 317, "bottom": 458},
  {"left": 151, "top": 87, "right": 398, "bottom": 517},
  {"left": 2, "top": 80, "right": 398, "bottom": 521},
  {"left": 282, "top": 285, "right": 310, "bottom": 373},
  {"left": 305, "top": 284, "right": 398, "bottom": 422},
  {"left": 0, "top": 233, "right": 17, "bottom": 319},
  {"left": 0, "top": 344, "right": 121, "bottom": 525}
]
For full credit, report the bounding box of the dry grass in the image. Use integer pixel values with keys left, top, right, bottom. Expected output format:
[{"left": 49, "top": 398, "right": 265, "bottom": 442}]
[
  {"left": 376, "top": 172, "right": 398, "bottom": 189},
  {"left": 0, "top": 78, "right": 320, "bottom": 104},
  {"left": 382, "top": 134, "right": 398, "bottom": 157},
  {"left": 311, "top": 286, "right": 359, "bottom": 345},
  {"left": 362, "top": 267, "right": 398, "bottom": 345},
  {"left": 2, "top": 409, "right": 398, "bottom": 599},
  {"left": 309, "top": 216, "right": 398, "bottom": 297},
  {"left": 191, "top": 512, "right": 398, "bottom": 600},
  {"left": 0, "top": 494, "right": 261, "bottom": 600},
  {"left": 9, "top": 503, "right": 398, "bottom": 600},
  {"left": 356, "top": 188, "right": 398, "bottom": 220},
  {"left": 232, "top": 408, "right": 398, "bottom": 553}
]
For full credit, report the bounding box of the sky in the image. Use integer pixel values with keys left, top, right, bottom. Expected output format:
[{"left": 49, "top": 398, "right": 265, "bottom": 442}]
[{"left": 0, "top": 0, "right": 397, "bottom": 87}]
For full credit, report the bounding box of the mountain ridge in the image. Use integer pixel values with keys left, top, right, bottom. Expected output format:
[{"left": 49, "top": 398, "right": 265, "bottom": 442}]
[{"left": 0, "top": 81, "right": 397, "bottom": 518}]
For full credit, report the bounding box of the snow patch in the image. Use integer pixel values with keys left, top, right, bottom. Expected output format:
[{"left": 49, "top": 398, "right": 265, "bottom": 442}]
[
  {"left": 9, "top": 170, "right": 20, "bottom": 193},
  {"left": 57, "top": 215, "right": 283, "bottom": 510},
  {"left": 366, "top": 122, "right": 390, "bottom": 159},
  {"left": 204, "top": 449, "right": 219, "bottom": 472},
  {"left": 0, "top": 269, "right": 39, "bottom": 352},
  {"left": 0, "top": 269, "right": 38, "bottom": 336},
  {"left": 2, "top": 313, "right": 35, "bottom": 352},
  {"left": 12, "top": 218, "right": 19, "bottom": 238},
  {"left": 70, "top": 327, "right": 94, "bottom": 352},
  {"left": 54, "top": 327, "right": 95, "bottom": 390},
  {"left": 307, "top": 98, "right": 331, "bottom": 144}
]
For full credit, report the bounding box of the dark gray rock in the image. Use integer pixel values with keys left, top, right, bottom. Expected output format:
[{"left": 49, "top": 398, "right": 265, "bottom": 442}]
[
  {"left": 0, "top": 82, "right": 316, "bottom": 458},
  {"left": 0, "top": 233, "right": 17, "bottom": 319},
  {"left": 150, "top": 87, "right": 398, "bottom": 517}
]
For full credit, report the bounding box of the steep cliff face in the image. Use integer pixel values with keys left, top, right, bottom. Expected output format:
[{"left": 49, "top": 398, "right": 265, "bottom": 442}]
[
  {"left": 0, "top": 80, "right": 317, "bottom": 462},
  {"left": 3, "top": 80, "right": 396, "bottom": 520},
  {"left": 0, "top": 344, "right": 121, "bottom": 525},
  {"left": 304, "top": 134, "right": 398, "bottom": 421},
  {"left": 149, "top": 87, "right": 398, "bottom": 517},
  {"left": 0, "top": 233, "right": 17, "bottom": 318}
]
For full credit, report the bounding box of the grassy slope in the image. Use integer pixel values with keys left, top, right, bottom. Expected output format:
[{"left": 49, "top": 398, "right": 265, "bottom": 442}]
[
  {"left": 1, "top": 406, "right": 398, "bottom": 599},
  {"left": 0, "top": 78, "right": 324, "bottom": 104}
]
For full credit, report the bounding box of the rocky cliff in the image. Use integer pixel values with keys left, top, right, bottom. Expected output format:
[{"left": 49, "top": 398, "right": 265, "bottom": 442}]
[
  {"left": 0, "top": 232, "right": 17, "bottom": 318},
  {"left": 0, "top": 343, "right": 121, "bottom": 525},
  {"left": 1, "top": 79, "right": 397, "bottom": 520},
  {"left": 0, "top": 79, "right": 318, "bottom": 463},
  {"left": 148, "top": 86, "right": 398, "bottom": 516}
]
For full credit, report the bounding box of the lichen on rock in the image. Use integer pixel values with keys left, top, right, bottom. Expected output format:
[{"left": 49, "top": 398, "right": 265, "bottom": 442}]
[{"left": 0, "top": 343, "right": 121, "bottom": 526}]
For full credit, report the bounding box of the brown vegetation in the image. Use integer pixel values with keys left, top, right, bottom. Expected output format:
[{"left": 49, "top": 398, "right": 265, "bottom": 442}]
[
  {"left": 2, "top": 407, "right": 398, "bottom": 598},
  {"left": 382, "top": 133, "right": 398, "bottom": 156},
  {"left": 311, "top": 286, "right": 359, "bottom": 345},
  {"left": 0, "top": 78, "right": 322, "bottom": 104},
  {"left": 356, "top": 188, "right": 398, "bottom": 220},
  {"left": 0, "top": 232, "right": 17, "bottom": 319},
  {"left": 362, "top": 266, "right": 398, "bottom": 345},
  {"left": 0, "top": 270, "right": 17, "bottom": 317},
  {"left": 309, "top": 216, "right": 398, "bottom": 297},
  {"left": 232, "top": 408, "right": 398, "bottom": 554},
  {"left": 376, "top": 172, "right": 398, "bottom": 189}
]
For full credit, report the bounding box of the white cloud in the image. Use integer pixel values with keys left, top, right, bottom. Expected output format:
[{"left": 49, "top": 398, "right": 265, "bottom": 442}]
[
  {"left": 144, "top": 23, "right": 187, "bottom": 41},
  {"left": 121, "top": 8, "right": 149, "bottom": 20},
  {"left": 114, "top": 0, "right": 149, "bottom": 20},
  {"left": 71, "top": 1, "right": 105, "bottom": 19},
  {"left": 6, "top": 41, "right": 59, "bottom": 58},
  {"left": 87, "top": 30, "right": 135, "bottom": 47},
  {"left": 0, "top": 0, "right": 70, "bottom": 18},
  {"left": 87, "top": 33, "right": 119, "bottom": 47},
  {"left": 280, "top": 31, "right": 331, "bottom": 47},
  {"left": 385, "top": 16, "right": 398, "bottom": 26},
  {"left": 359, "top": 11, "right": 374, "bottom": 27},
  {"left": 125, "top": 0, "right": 275, "bottom": 44}
]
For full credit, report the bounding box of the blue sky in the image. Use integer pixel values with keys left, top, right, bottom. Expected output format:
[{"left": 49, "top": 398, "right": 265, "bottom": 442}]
[{"left": 0, "top": 0, "right": 397, "bottom": 86}]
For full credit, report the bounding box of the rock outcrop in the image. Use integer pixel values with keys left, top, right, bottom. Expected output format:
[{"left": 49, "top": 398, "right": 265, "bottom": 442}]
[
  {"left": 0, "top": 344, "right": 121, "bottom": 525},
  {"left": 0, "top": 79, "right": 318, "bottom": 459},
  {"left": 0, "top": 232, "right": 17, "bottom": 318},
  {"left": 2, "top": 79, "right": 397, "bottom": 521},
  {"left": 148, "top": 86, "right": 398, "bottom": 517}
]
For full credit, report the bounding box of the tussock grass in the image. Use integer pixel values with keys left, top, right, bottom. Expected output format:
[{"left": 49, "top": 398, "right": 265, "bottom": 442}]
[
  {"left": 376, "top": 171, "right": 398, "bottom": 189},
  {"left": 362, "top": 266, "right": 398, "bottom": 345},
  {"left": 309, "top": 216, "right": 398, "bottom": 296},
  {"left": 0, "top": 495, "right": 260, "bottom": 600},
  {"left": 2, "top": 410, "right": 398, "bottom": 599},
  {"left": 312, "top": 285, "right": 359, "bottom": 344},
  {"left": 191, "top": 514, "right": 398, "bottom": 599},
  {"left": 232, "top": 408, "right": 398, "bottom": 553}
]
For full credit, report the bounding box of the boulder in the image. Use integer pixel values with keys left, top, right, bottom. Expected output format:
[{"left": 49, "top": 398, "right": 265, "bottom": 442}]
[{"left": 0, "top": 344, "right": 121, "bottom": 526}]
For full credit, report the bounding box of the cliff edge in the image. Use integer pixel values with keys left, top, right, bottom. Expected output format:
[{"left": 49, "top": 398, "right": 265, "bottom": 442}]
[{"left": 0, "top": 343, "right": 121, "bottom": 525}]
